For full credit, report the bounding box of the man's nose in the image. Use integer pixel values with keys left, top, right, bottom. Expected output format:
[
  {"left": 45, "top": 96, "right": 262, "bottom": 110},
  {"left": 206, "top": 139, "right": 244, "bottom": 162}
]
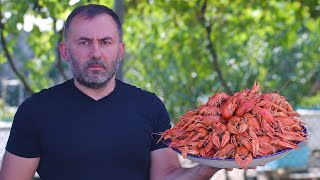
[{"left": 91, "top": 42, "right": 102, "bottom": 59}]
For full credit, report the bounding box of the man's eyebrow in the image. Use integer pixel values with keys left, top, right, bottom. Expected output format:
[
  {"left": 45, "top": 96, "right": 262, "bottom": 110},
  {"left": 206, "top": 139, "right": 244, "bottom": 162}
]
[
  {"left": 100, "top": 36, "right": 113, "bottom": 41},
  {"left": 77, "top": 36, "right": 113, "bottom": 41},
  {"left": 78, "top": 37, "right": 91, "bottom": 41}
]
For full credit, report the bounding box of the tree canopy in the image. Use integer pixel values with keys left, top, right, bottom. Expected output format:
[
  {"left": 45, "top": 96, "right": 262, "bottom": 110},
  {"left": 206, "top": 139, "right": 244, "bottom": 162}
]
[{"left": 1, "top": 0, "right": 319, "bottom": 121}]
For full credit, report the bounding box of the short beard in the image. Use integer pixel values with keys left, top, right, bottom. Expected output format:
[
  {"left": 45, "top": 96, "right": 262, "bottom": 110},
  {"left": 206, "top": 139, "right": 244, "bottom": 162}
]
[{"left": 67, "top": 53, "right": 121, "bottom": 89}]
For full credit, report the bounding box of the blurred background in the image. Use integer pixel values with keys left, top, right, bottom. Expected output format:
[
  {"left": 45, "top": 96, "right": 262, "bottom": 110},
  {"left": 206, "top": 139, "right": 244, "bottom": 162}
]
[{"left": 0, "top": 0, "right": 319, "bottom": 179}]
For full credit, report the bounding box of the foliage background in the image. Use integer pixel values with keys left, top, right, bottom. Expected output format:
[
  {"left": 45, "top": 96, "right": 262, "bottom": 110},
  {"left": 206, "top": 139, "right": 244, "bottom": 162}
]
[{"left": 0, "top": 0, "right": 319, "bottom": 122}]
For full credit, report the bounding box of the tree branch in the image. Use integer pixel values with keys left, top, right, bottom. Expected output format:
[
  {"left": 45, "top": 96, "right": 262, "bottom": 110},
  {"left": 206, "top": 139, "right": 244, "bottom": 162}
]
[
  {"left": 0, "top": 10, "right": 34, "bottom": 94},
  {"left": 309, "top": 71, "right": 320, "bottom": 96},
  {"left": 199, "top": 0, "right": 231, "bottom": 94}
]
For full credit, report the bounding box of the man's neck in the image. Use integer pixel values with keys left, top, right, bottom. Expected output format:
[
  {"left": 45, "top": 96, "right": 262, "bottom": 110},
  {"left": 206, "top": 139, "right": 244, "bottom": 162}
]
[{"left": 73, "top": 78, "right": 116, "bottom": 101}]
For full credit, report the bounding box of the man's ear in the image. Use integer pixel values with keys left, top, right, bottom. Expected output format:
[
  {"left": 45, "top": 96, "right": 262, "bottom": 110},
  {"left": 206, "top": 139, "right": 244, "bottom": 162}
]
[
  {"left": 119, "top": 42, "right": 125, "bottom": 61},
  {"left": 59, "top": 42, "right": 68, "bottom": 62}
]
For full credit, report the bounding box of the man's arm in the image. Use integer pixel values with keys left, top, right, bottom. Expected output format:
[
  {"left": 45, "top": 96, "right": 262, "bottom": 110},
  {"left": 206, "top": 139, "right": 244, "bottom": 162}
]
[
  {"left": 150, "top": 148, "right": 220, "bottom": 180},
  {"left": 0, "top": 151, "right": 39, "bottom": 180}
]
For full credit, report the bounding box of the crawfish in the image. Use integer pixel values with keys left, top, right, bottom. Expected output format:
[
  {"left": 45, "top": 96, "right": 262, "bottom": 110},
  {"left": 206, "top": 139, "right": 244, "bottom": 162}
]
[
  {"left": 197, "top": 105, "right": 221, "bottom": 116},
  {"left": 198, "top": 115, "right": 225, "bottom": 127},
  {"left": 278, "top": 101, "right": 301, "bottom": 117},
  {"left": 189, "top": 127, "right": 209, "bottom": 142},
  {"left": 213, "top": 144, "right": 236, "bottom": 159},
  {"left": 205, "top": 92, "right": 229, "bottom": 107},
  {"left": 221, "top": 96, "right": 238, "bottom": 119},
  {"left": 258, "top": 136, "right": 298, "bottom": 153},
  {"left": 227, "top": 116, "right": 248, "bottom": 134},
  {"left": 175, "top": 115, "right": 200, "bottom": 129},
  {"left": 261, "top": 92, "right": 281, "bottom": 101},
  {"left": 248, "top": 128, "right": 259, "bottom": 158},
  {"left": 178, "top": 147, "right": 200, "bottom": 158},
  {"left": 282, "top": 101, "right": 300, "bottom": 117},
  {"left": 274, "top": 111, "right": 288, "bottom": 118},
  {"left": 252, "top": 81, "right": 260, "bottom": 92},
  {"left": 244, "top": 113, "right": 261, "bottom": 132},
  {"left": 276, "top": 116, "right": 302, "bottom": 132},
  {"left": 235, "top": 130, "right": 259, "bottom": 158},
  {"left": 185, "top": 122, "right": 207, "bottom": 132},
  {"left": 257, "top": 136, "right": 277, "bottom": 156},
  {"left": 247, "top": 81, "right": 260, "bottom": 98},
  {"left": 252, "top": 106, "right": 274, "bottom": 124},
  {"left": 274, "top": 130, "right": 307, "bottom": 142},
  {"left": 188, "top": 140, "right": 205, "bottom": 148},
  {"left": 169, "top": 131, "right": 195, "bottom": 147},
  {"left": 212, "top": 122, "right": 231, "bottom": 149},
  {"left": 235, "top": 146, "right": 253, "bottom": 169},
  {"left": 234, "top": 89, "right": 250, "bottom": 104},
  {"left": 204, "top": 132, "right": 215, "bottom": 153},
  {"left": 234, "top": 94, "right": 260, "bottom": 117},
  {"left": 260, "top": 119, "right": 275, "bottom": 136},
  {"left": 273, "top": 138, "right": 299, "bottom": 150},
  {"left": 255, "top": 99, "right": 273, "bottom": 109},
  {"left": 157, "top": 127, "right": 185, "bottom": 144}
]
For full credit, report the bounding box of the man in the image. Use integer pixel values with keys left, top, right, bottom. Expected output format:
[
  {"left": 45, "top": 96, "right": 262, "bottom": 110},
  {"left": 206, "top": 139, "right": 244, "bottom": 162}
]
[{"left": 0, "top": 4, "right": 223, "bottom": 180}]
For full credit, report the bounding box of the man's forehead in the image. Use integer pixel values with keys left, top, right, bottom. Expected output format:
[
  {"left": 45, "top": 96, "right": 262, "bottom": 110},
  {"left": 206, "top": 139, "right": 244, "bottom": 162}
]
[
  {"left": 70, "top": 14, "right": 117, "bottom": 27},
  {"left": 68, "top": 14, "right": 119, "bottom": 39}
]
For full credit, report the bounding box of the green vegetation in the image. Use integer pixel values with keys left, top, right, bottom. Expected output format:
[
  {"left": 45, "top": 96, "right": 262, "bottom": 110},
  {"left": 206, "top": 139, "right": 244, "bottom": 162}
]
[
  {"left": 0, "top": 98, "right": 16, "bottom": 122},
  {"left": 0, "top": 0, "right": 319, "bottom": 122}
]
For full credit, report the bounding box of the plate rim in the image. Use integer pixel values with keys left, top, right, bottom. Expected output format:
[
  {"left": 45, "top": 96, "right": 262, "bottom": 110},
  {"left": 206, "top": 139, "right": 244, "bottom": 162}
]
[{"left": 170, "top": 126, "right": 307, "bottom": 161}]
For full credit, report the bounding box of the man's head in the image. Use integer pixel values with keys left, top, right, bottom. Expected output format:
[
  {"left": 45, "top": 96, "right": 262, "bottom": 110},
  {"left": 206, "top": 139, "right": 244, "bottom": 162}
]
[
  {"left": 63, "top": 4, "right": 122, "bottom": 42},
  {"left": 59, "top": 4, "right": 124, "bottom": 89}
]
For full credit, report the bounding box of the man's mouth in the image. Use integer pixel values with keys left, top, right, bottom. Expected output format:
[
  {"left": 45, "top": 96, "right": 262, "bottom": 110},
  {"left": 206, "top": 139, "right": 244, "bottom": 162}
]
[{"left": 87, "top": 65, "right": 105, "bottom": 70}]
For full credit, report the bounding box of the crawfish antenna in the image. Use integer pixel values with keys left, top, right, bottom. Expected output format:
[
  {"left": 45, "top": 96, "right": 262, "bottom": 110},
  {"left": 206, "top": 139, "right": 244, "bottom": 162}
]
[{"left": 277, "top": 80, "right": 291, "bottom": 93}]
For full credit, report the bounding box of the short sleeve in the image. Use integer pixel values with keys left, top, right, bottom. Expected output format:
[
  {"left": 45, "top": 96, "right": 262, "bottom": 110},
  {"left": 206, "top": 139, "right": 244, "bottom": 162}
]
[
  {"left": 150, "top": 95, "right": 172, "bottom": 151},
  {"left": 5, "top": 98, "right": 41, "bottom": 158}
]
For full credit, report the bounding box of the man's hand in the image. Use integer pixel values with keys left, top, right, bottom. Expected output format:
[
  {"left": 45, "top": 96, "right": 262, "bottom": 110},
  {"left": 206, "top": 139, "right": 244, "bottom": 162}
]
[
  {"left": 150, "top": 148, "right": 231, "bottom": 180},
  {"left": 189, "top": 164, "right": 221, "bottom": 179}
]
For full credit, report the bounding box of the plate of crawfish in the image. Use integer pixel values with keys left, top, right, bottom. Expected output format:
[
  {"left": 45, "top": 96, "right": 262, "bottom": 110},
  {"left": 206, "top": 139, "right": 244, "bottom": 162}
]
[
  {"left": 159, "top": 81, "right": 308, "bottom": 169},
  {"left": 171, "top": 129, "right": 306, "bottom": 169}
]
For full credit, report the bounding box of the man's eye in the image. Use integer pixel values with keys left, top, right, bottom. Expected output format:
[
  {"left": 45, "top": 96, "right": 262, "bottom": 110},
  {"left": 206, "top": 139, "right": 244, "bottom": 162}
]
[
  {"left": 102, "top": 41, "right": 111, "bottom": 45},
  {"left": 79, "top": 41, "right": 88, "bottom": 45}
]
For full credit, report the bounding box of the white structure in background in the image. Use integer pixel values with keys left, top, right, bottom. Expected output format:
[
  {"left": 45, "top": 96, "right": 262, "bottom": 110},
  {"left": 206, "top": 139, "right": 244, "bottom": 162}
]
[
  {"left": 1, "top": 79, "right": 24, "bottom": 105},
  {"left": 0, "top": 121, "right": 12, "bottom": 168},
  {"left": 297, "top": 109, "right": 320, "bottom": 151},
  {"left": 0, "top": 79, "right": 22, "bottom": 168}
]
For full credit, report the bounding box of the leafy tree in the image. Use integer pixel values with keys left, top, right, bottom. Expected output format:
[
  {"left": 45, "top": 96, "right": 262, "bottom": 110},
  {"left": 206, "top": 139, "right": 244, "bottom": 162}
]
[
  {"left": 0, "top": 0, "right": 319, "bottom": 121},
  {"left": 0, "top": 0, "right": 114, "bottom": 94},
  {"left": 123, "top": 0, "right": 320, "bottom": 120}
]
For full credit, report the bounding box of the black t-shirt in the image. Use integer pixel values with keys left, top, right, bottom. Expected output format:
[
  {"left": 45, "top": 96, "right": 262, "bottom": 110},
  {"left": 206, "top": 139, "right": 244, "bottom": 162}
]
[{"left": 6, "top": 79, "right": 171, "bottom": 180}]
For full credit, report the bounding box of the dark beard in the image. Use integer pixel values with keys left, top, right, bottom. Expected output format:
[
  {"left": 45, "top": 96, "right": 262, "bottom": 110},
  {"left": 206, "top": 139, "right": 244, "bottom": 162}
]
[{"left": 68, "top": 55, "right": 120, "bottom": 89}]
